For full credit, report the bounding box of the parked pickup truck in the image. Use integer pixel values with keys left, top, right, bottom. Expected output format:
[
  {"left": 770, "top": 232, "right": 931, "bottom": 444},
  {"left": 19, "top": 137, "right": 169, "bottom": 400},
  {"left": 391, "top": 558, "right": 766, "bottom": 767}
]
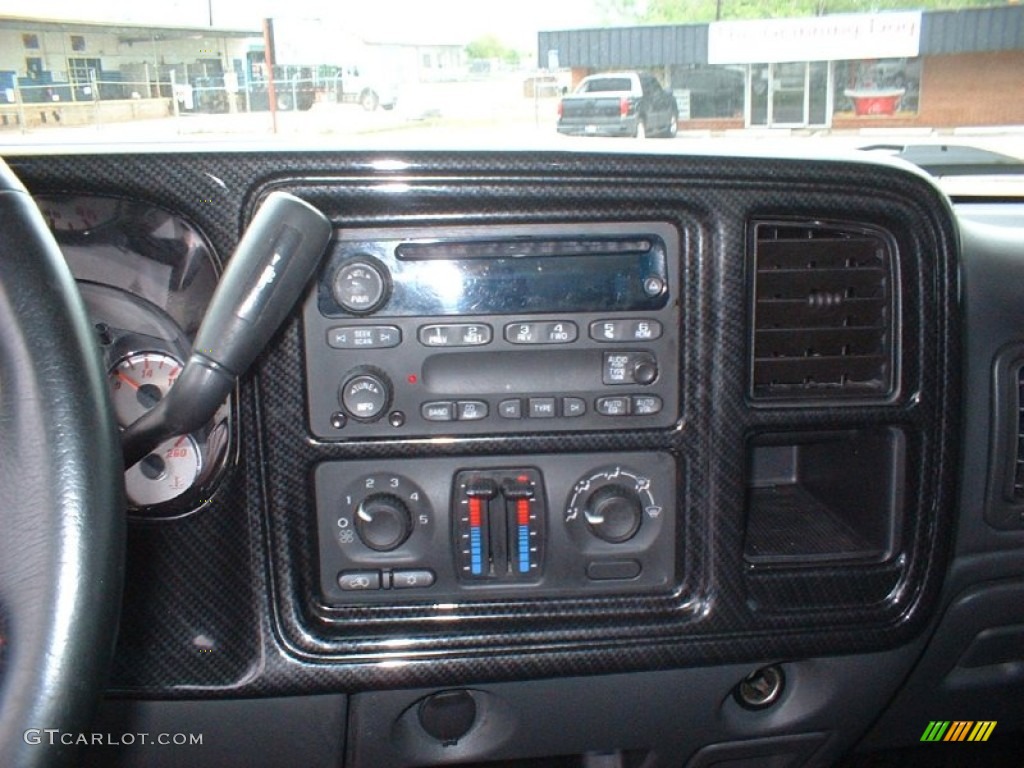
[{"left": 557, "top": 71, "right": 679, "bottom": 138}]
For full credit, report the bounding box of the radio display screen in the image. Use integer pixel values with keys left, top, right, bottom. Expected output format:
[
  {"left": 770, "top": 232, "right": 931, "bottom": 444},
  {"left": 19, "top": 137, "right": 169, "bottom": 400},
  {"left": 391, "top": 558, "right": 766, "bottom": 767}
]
[{"left": 320, "top": 236, "right": 671, "bottom": 317}]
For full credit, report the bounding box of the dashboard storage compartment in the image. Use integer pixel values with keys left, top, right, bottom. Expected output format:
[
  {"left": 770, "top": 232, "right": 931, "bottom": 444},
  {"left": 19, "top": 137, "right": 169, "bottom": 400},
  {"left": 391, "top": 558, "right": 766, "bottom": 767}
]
[{"left": 743, "top": 428, "right": 905, "bottom": 565}]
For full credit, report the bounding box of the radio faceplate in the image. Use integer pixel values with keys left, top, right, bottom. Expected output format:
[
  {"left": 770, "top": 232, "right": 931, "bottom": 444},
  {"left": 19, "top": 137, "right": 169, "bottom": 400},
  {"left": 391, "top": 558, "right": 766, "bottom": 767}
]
[{"left": 303, "top": 223, "right": 682, "bottom": 438}]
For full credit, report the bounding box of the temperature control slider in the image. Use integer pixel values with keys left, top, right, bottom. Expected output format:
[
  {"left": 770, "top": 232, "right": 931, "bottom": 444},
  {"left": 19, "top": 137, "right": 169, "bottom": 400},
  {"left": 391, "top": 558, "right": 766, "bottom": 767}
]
[
  {"left": 455, "top": 469, "right": 545, "bottom": 582},
  {"left": 465, "top": 479, "right": 498, "bottom": 577}
]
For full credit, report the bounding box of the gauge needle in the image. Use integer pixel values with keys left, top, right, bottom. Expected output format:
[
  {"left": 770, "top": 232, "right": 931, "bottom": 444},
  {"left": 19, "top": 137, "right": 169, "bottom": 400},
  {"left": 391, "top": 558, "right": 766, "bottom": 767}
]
[{"left": 116, "top": 371, "right": 141, "bottom": 390}]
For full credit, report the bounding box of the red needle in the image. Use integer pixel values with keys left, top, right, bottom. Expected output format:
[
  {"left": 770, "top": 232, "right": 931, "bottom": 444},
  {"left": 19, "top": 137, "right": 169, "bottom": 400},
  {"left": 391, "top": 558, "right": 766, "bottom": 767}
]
[{"left": 116, "top": 372, "right": 140, "bottom": 391}]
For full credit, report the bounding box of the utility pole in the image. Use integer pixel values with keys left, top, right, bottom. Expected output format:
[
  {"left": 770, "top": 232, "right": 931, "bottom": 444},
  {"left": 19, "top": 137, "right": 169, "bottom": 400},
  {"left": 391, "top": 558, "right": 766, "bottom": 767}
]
[{"left": 262, "top": 18, "right": 278, "bottom": 134}]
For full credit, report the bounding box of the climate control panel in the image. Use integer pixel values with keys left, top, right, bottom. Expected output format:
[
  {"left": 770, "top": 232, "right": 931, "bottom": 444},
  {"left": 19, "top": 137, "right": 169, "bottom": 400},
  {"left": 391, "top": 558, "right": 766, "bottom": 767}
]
[{"left": 315, "top": 452, "right": 678, "bottom": 604}]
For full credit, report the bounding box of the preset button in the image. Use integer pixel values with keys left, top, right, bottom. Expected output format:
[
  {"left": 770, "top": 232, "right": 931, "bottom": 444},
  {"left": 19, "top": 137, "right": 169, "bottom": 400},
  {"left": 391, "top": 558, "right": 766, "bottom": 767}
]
[
  {"left": 419, "top": 323, "right": 492, "bottom": 347},
  {"left": 505, "top": 321, "right": 578, "bottom": 344},
  {"left": 590, "top": 319, "right": 663, "bottom": 342}
]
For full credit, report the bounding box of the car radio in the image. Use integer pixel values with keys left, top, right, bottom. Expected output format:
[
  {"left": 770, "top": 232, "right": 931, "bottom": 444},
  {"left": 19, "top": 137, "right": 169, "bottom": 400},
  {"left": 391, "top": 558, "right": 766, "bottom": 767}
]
[{"left": 302, "top": 222, "right": 681, "bottom": 438}]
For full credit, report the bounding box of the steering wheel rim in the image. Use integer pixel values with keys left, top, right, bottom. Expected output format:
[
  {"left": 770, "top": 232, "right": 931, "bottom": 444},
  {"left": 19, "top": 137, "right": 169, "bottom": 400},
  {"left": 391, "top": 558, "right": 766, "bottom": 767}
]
[{"left": 0, "top": 158, "right": 124, "bottom": 767}]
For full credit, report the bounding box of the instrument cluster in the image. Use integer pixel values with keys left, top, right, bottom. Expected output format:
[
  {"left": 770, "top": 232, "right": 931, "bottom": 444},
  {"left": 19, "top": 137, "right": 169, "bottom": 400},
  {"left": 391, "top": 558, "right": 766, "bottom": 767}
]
[{"left": 38, "top": 194, "right": 233, "bottom": 516}]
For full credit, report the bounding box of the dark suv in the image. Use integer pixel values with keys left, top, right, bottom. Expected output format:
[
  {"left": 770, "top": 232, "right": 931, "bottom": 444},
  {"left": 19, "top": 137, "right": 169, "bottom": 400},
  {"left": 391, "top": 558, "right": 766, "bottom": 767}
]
[{"left": 557, "top": 71, "right": 679, "bottom": 138}]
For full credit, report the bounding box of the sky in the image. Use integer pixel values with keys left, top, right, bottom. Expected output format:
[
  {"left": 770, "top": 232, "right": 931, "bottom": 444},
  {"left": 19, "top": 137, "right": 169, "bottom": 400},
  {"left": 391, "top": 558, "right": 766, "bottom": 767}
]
[{"left": 3, "top": 0, "right": 603, "bottom": 48}]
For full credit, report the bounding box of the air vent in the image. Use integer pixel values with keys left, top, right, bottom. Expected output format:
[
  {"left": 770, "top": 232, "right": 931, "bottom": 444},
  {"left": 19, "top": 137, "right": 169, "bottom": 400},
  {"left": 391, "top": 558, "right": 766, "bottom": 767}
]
[
  {"left": 986, "top": 351, "right": 1024, "bottom": 529},
  {"left": 1014, "top": 366, "right": 1024, "bottom": 501},
  {"left": 751, "top": 222, "right": 895, "bottom": 401}
]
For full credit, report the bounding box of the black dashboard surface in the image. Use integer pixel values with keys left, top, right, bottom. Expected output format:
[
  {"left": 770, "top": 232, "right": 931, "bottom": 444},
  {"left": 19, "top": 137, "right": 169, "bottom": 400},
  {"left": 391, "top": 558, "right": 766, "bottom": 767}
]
[{"left": 5, "top": 149, "right": 1022, "bottom": 768}]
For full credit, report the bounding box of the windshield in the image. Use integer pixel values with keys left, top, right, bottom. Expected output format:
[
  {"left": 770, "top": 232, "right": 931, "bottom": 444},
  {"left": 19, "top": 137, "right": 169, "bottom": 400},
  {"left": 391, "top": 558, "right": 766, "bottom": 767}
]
[{"left": 2, "top": 1, "right": 1023, "bottom": 195}]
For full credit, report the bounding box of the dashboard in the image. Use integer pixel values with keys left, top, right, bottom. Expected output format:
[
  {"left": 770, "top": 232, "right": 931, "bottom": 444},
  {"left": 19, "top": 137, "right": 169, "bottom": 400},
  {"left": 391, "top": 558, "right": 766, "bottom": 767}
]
[{"left": 3, "top": 150, "right": 1022, "bottom": 768}]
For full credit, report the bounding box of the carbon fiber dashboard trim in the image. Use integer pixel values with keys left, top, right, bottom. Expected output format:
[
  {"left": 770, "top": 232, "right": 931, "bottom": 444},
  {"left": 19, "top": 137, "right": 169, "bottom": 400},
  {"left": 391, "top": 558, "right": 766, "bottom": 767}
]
[{"left": 8, "top": 151, "right": 960, "bottom": 697}]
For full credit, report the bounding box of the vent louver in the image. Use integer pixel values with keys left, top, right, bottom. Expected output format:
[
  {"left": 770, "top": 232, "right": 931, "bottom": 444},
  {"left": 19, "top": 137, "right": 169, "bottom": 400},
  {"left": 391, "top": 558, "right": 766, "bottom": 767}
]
[
  {"left": 1015, "top": 367, "right": 1024, "bottom": 501},
  {"left": 751, "top": 222, "right": 895, "bottom": 401}
]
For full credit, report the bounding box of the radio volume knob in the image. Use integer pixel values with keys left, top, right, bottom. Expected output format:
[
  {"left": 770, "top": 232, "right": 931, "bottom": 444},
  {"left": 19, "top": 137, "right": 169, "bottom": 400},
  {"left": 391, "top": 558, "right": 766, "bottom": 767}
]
[
  {"left": 355, "top": 493, "right": 413, "bottom": 551},
  {"left": 584, "top": 484, "right": 643, "bottom": 543},
  {"left": 332, "top": 258, "right": 389, "bottom": 314}
]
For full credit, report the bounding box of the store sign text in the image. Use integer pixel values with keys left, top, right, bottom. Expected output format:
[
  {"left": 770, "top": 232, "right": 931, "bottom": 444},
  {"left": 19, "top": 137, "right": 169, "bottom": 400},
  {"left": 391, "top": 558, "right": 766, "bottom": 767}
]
[{"left": 708, "top": 12, "right": 922, "bottom": 65}]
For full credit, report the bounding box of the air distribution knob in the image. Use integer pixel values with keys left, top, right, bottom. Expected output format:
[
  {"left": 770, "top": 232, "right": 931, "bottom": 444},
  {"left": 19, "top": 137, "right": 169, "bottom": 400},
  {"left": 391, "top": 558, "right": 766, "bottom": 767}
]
[
  {"left": 355, "top": 493, "right": 413, "bottom": 551},
  {"left": 584, "top": 484, "right": 643, "bottom": 543}
]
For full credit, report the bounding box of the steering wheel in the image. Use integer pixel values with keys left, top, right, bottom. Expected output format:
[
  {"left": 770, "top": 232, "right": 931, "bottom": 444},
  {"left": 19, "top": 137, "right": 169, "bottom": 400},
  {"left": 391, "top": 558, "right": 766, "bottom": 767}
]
[{"left": 0, "top": 159, "right": 124, "bottom": 767}]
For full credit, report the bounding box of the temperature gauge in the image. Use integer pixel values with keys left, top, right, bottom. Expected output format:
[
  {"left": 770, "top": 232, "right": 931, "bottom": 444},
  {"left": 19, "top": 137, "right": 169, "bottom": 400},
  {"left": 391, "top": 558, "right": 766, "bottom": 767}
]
[
  {"left": 109, "top": 351, "right": 182, "bottom": 427},
  {"left": 108, "top": 351, "right": 201, "bottom": 507},
  {"left": 124, "top": 435, "right": 202, "bottom": 507}
]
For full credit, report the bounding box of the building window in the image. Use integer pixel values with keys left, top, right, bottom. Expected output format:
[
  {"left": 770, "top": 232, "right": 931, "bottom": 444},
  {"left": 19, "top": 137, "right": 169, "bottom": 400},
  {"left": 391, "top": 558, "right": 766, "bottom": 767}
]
[
  {"left": 834, "top": 58, "right": 921, "bottom": 116},
  {"left": 71, "top": 35, "right": 86, "bottom": 52},
  {"left": 670, "top": 64, "right": 745, "bottom": 120},
  {"left": 67, "top": 57, "right": 101, "bottom": 86},
  {"left": 22, "top": 33, "right": 40, "bottom": 49}
]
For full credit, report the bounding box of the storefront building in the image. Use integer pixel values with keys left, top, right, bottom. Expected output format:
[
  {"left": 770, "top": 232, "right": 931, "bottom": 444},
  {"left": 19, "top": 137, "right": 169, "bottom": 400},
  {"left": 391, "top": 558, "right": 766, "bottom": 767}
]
[
  {"left": 539, "top": 5, "right": 1024, "bottom": 130},
  {"left": 0, "top": 15, "right": 468, "bottom": 128}
]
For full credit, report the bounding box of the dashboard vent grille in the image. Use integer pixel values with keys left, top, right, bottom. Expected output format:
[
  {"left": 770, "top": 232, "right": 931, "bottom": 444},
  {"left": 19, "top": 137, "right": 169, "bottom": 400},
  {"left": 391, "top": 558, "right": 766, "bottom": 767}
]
[
  {"left": 1015, "top": 366, "right": 1024, "bottom": 501},
  {"left": 751, "top": 222, "right": 895, "bottom": 401}
]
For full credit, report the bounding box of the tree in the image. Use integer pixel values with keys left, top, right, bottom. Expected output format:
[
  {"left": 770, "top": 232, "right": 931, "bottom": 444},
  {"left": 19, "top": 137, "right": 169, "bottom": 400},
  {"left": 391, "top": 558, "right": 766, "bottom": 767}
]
[
  {"left": 465, "top": 35, "right": 521, "bottom": 65},
  {"left": 595, "top": 0, "right": 646, "bottom": 24}
]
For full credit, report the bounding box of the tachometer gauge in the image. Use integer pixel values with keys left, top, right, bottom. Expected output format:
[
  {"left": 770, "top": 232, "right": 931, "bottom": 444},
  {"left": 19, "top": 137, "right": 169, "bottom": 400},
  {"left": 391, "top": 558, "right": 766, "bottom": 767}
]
[
  {"left": 37, "top": 195, "right": 121, "bottom": 236},
  {"left": 124, "top": 435, "right": 202, "bottom": 507},
  {"left": 108, "top": 351, "right": 182, "bottom": 427}
]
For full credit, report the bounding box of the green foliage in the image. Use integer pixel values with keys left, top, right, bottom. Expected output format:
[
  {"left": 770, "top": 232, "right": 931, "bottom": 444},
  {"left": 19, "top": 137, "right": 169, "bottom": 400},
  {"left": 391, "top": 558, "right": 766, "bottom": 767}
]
[
  {"left": 596, "top": 0, "right": 645, "bottom": 24},
  {"left": 465, "top": 35, "right": 521, "bottom": 65},
  {"left": 607, "top": 0, "right": 1007, "bottom": 23}
]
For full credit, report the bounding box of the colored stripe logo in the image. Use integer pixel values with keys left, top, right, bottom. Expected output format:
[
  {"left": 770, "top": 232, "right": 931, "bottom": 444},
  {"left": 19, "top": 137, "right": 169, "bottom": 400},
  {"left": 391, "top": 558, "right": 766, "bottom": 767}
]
[{"left": 920, "top": 721, "right": 996, "bottom": 742}]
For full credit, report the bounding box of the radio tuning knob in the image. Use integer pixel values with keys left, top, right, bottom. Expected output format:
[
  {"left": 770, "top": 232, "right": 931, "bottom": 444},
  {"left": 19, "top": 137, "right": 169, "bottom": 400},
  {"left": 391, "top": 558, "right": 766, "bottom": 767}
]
[
  {"left": 584, "top": 484, "right": 643, "bottom": 543},
  {"left": 340, "top": 368, "right": 392, "bottom": 422},
  {"left": 355, "top": 493, "right": 413, "bottom": 551}
]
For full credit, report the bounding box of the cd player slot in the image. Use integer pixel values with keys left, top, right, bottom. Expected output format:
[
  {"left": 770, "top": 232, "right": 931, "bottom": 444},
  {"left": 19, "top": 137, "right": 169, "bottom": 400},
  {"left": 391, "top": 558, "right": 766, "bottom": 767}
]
[{"left": 395, "top": 237, "right": 654, "bottom": 261}]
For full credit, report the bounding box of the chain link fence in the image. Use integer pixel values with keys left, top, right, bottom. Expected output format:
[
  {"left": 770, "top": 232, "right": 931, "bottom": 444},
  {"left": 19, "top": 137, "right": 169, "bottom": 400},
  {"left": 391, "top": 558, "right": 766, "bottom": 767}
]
[{"left": 0, "top": 73, "right": 319, "bottom": 133}]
